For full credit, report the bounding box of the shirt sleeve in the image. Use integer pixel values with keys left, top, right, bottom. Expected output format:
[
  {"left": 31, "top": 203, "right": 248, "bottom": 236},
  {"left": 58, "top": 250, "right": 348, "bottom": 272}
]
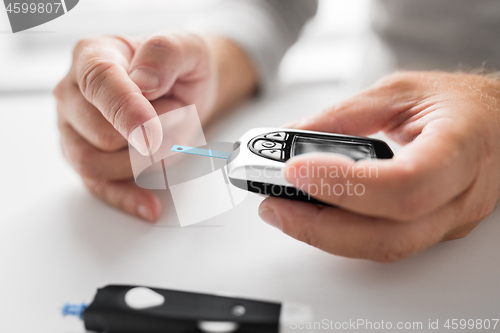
[{"left": 186, "top": 0, "right": 318, "bottom": 94}]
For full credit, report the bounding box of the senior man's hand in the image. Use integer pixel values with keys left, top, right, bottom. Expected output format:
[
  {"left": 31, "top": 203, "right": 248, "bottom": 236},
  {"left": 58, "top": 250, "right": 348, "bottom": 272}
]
[
  {"left": 259, "top": 72, "right": 500, "bottom": 262},
  {"left": 54, "top": 33, "right": 257, "bottom": 221}
]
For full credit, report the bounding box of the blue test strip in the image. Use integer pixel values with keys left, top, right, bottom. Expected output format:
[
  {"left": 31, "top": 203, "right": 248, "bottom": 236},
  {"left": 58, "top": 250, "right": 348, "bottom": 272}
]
[{"left": 171, "top": 145, "right": 231, "bottom": 159}]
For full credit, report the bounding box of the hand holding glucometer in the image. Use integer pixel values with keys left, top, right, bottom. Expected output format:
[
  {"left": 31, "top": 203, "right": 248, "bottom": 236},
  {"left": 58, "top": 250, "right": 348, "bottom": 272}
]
[
  {"left": 227, "top": 128, "right": 393, "bottom": 204},
  {"left": 258, "top": 73, "right": 500, "bottom": 262}
]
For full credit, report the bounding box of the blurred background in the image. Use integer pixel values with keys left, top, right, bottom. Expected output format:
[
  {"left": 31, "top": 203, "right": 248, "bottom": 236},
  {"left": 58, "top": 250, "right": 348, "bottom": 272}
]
[
  {"left": 0, "top": 0, "right": 388, "bottom": 218},
  {"left": 3, "top": 4, "right": 500, "bottom": 333},
  {"left": 0, "top": 0, "right": 378, "bottom": 94}
]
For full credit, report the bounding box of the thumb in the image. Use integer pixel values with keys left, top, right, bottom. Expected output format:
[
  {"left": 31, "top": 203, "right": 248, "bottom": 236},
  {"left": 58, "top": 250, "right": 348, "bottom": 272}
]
[
  {"left": 73, "top": 37, "right": 163, "bottom": 156},
  {"left": 129, "top": 33, "right": 210, "bottom": 102}
]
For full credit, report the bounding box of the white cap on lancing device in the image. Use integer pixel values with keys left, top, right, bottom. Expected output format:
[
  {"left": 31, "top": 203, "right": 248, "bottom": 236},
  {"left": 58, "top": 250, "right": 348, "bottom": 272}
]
[{"left": 279, "top": 302, "right": 314, "bottom": 333}]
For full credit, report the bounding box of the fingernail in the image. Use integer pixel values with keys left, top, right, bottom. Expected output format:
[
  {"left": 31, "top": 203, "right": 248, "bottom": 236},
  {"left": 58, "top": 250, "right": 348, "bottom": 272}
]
[
  {"left": 130, "top": 68, "right": 161, "bottom": 93},
  {"left": 129, "top": 125, "right": 154, "bottom": 156},
  {"left": 259, "top": 207, "right": 282, "bottom": 230},
  {"left": 138, "top": 204, "right": 154, "bottom": 221}
]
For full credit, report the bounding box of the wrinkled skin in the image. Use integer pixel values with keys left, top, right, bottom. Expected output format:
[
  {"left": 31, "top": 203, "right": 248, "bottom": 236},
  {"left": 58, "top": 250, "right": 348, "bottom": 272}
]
[
  {"left": 259, "top": 72, "right": 500, "bottom": 262},
  {"left": 54, "top": 33, "right": 217, "bottom": 221}
]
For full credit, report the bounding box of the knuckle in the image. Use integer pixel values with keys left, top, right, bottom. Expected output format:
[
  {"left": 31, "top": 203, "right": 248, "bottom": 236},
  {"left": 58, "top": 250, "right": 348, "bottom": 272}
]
[
  {"left": 73, "top": 38, "right": 100, "bottom": 63},
  {"left": 470, "top": 201, "right": 496, "bottom": 222},
  {"left": 373, "top": 249, "right": 408, "bottom": 263},
  {"left": 53, "top": 81, "right": 65, "bottom": 102},
  {"left": 79, "top": 58, "right": 117, "bottom": 102},
  {"left": 297, "top": 228, "right": 321, "bottom": 249},
  {"left": 75, "top": 37, "right": 96, "bottom": 49},
  {"left": 369, "top": 239, "right": 412, "bottom": 263},
  {"left": 378, "top": 72, "right": 407, "bottom": 86},
  {"left": 444, "top": 229, "right": 471, "bottom": 241},
  {"left": 82, "top": 177, "right": 105, "bottom": 198},
  {"left": 144, "top": 35, "right": 181, "bottom": 54},
  {"left": 72, "top": 146, "right": 100, "bottom": 179},
  {"left": 95, "top": 129, "right": 125, "bottom": 152},
  {"left": 284, "top": 222, "right": 322, "bottom": 249},
  {"left": 182, "top": 32, "right": 205, "bottom": 48},
  {"left": 369, "top": 222, "right": 439, "bottom": 262},
  {"left": 84, "top": 177, "right": 128, "bottom": 212},
  {"left": 377, "top": 72, "right": 418, "bottom": 92},
  {"left": 444, "top": 218, "right": 482, "bottom": 241},
  {"left": 73, "top": 38, "right": 93, "bottom": 56}
]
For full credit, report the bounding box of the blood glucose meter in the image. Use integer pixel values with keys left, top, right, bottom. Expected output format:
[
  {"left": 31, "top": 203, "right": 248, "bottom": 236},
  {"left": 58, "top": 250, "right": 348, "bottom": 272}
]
[{"left": 227, "top": 128, "right": 393, "bottom": 204}]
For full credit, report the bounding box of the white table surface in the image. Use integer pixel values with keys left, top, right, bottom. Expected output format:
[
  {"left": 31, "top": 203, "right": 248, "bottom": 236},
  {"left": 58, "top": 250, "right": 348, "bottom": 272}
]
[{"left": 1, "top": 82, "right": 499, "bottom": 333}]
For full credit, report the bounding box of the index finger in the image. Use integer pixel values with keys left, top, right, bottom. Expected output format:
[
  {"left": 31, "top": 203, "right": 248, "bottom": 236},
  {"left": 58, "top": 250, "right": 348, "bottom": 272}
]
[{"left": 70, "top": 36, "right": 162, "bottom": 155}]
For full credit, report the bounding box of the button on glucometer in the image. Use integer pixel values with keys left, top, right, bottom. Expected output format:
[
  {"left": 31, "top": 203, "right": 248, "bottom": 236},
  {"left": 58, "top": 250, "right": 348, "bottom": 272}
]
[
  {"left": 260, "top": 149, "right": 282, "bottom": 160},
  {"left": 253, "top": 140, "right": 283, "bottom": 150},
  {"left": 265, "top": 132, "right": 287, "bottom": 141}
]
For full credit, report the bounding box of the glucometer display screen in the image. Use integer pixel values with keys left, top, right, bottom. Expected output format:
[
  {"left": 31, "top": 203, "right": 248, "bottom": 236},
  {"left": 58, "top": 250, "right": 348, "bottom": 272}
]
[{"left": 293, "top": 136, "right": 375, "bottom": 161}]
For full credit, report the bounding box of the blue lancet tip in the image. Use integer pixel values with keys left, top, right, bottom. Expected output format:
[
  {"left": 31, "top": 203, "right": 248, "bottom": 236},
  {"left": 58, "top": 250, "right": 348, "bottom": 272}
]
[{"left": 62, "top": 303, "right": 87, "bottom": 319}]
